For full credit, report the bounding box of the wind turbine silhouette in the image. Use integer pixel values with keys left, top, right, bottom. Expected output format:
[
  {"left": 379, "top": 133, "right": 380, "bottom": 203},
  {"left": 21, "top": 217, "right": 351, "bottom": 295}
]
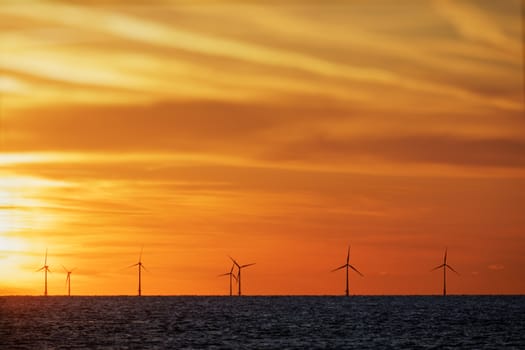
[
  {"left": 36, "top": 248, "right": 51, "bottom": 296},
  {"left": 62, "top": 265, "right": 76, "bottom": 297},
  {"left": 218, "top": 263, "right": 237, "bottom": 296},
  {"left": 128, "top": 248, "right": 147, "bottom": 296},
  {"left": 331, "top": 245, "right": 364, "bottom": 296},
  {"left": 431, "top": 247, "right": 459, "bottom": 296},
  {"left": 229, "top": 256, "right": 255, "bottom": 296}
]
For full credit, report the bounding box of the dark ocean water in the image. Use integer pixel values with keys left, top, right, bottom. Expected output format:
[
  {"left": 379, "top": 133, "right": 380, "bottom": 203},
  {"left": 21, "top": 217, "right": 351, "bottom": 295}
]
[{"left": 1, "top": 296, "right": 524, "bottom": 349}]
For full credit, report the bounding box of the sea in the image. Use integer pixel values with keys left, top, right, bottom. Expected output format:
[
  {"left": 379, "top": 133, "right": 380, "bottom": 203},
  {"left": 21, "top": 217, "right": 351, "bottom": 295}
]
[{"left": 1, "top": 296, "right": 524, "bottom": 349}]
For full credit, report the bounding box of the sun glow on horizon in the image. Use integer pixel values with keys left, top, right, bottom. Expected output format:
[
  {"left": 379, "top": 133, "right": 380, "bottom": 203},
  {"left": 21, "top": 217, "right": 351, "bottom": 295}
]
[{"left": 0, "top": 0, "right": 524, "bottom": 296}]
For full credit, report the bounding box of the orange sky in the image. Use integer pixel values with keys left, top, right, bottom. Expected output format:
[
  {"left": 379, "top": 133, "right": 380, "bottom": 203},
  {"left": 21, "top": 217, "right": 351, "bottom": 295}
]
[{"left": 0, "top": 0, "right": 524, "bottom": 296}]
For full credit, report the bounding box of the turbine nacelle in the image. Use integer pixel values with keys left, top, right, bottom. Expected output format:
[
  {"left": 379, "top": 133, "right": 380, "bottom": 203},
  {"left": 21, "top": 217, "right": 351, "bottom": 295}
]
[
  {"left": 218, "top": 263, "right": 238, "bottom": 281},
  {"left": 36, "top": 265, "right": 51, "bottom": 273}
]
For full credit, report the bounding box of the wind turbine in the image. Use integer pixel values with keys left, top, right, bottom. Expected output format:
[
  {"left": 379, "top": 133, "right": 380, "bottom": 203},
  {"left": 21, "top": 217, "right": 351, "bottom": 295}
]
[
  {"left": 36, "top": 248, "right": 51, "bottom": 296},
  {"left": 218, "top": 263, "right": 237, "bottom": 296},
  {"left": 331, "top": 245, "right": 364, "bottom": 296},
  {"left": 62, "top": 265, "right": 76, "bottom": 297},
  {"left": 431, "top": 247, "right": 459, "bottom": 296},
  {"left": 128, "top": 248, "right": 148, "bottom": 296},
  {"left": 229, "top": 256, "right": 255, "bottom": 296}
]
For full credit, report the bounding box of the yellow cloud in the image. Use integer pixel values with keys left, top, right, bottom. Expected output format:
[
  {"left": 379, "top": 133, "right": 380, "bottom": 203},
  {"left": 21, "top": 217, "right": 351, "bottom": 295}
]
[
  {"left": 1, "top": 1, "right": 522, "bottom": 110},
  {"left": 433, "top": 0, "right": 521, "bottom": 56}
]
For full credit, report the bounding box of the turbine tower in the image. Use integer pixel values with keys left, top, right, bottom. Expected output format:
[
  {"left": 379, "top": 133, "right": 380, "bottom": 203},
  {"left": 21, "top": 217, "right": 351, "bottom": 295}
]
[
  {"left": 431, "top": 247, "right": 459, "bottom": 296},
  {"left": 229, "top": 256, "right": 255, "bottom": 296},
  {"left": 62, "top": 265, "right": 76, "bottom": 297},
  {"left": 128, "top": 248, "right": 147, "bottom": 296},
  {"left": 218, "top": 263, "right": 237, "bottom": 296},
  {"left": 36, "top": 249, "right": 51, "bottom": 296},
  {"left": 331, "top": 245, "right": 363, "bottom": 296}
]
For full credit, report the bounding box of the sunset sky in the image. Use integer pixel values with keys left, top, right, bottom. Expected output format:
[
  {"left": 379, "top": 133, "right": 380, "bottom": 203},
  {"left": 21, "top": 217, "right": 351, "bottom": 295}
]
[{"left": 0, "top": 0, "right": 524, "bottom": 296}]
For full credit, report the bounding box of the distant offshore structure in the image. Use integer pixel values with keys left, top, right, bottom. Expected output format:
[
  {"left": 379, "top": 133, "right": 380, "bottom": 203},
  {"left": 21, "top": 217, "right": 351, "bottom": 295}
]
[
  {"left": 331, "top": 246, "right": 364, "bottom": 296},
  {"left": 36, "top": 248, "right": 51, "bottom": 296},
  {"left": 62, "top": 265, "right": 76, "bottom": 297},
  {"left": 218, "top": 263, "right": 237, "bottom": 296},
  {"left": 128, "top": 248, "right": 148, "bottom": 296},
  {"left": 431, "top": 248, "right": 459, "bottom": 296},
  {"left": 229, "top": 256, "right": 255, "bottom": 296},
  {"left": 31, "top": 246, "right": 465, "bottom": 296}
]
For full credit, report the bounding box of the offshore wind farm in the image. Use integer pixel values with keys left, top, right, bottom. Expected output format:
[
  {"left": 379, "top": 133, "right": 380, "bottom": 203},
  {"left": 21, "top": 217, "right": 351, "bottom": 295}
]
[
  {"left": 27, "top": 246, "right": 466, "bottom": 297},
  {"left": 1, "top": 0, "right": 523, "bottom": 299},
  {"left": 1, "top": 0, "right": 524, "bottom": 348},
  {"left": 6, "top": 246, "right": 519, "bottom": 349}
]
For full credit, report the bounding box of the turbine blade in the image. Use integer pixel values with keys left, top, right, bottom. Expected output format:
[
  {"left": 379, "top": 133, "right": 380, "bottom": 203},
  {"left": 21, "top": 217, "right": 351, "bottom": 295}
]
[
  {"left": 229, "top": 256, "right": 240, "bottom": 268},
  {"left": 218, "top": 272, "right": 230, "bottom": 277},
  {"left": 47, "top": 267, "right": 52, "bottom": 273},
  {"left": 349, "top": 265, "right": 364, "bottom": 277},
  {"left": 241, "top": 263, "right": 255, "bottom": 268},
  {"left": 128, "top": 263, "right": 139, "bottom": 268},
  {"left": 430, "top": 264, "right": 445, "bottom": 272},
  {"left": 61, "top": 264, "right": 68, "bottom": 272},
  {"left": 141, "top": 264, "right": 149, "bottom": 272},
  {"left": 36, "top": 266, "right": 45, "bottom": 272},
  {"left": 232, "top": 274, "right": 238, "bottom": 281},
  {"left": 444, "top": 247, "right": 448, "bottom": 264},
  {"left": 346, "top": 245, "right": 350, "bottom": 264},
  {"left": 331, "top": 264, "right": 347, "bottom": 272},
  {"left": 446, "top": 264, "right": 460, "bottom": 275},
  {"left": 230, "top": 264, "right": 235, "bottom": 273},
  {"left": 44, "top": 248, "right": 48, "bottom": 265}
]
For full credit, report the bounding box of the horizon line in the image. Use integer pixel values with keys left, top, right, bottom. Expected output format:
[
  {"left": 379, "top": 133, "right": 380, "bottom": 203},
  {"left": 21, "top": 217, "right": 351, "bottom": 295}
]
[{"left": 1, "top": 293, "right": 523, "bottom": 297}]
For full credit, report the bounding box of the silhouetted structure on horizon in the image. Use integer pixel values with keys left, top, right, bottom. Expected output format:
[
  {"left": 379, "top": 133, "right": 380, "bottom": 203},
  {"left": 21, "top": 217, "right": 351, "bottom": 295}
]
[
  {"left": 36, "top": 249, "right": 51, "bottom": 296},
  {"left": 332, "top": 245, "right": 363, "bottom": 296},
  {"left": 218, "top": 263, "right": 237, "bottom": 296},
  {"left": 229, "top": 256, "right": 255, "bottom": 296},
  {"left": 62, "top": 265, "right": 76, "bottom": 297},
  {"left": 431, "top": 247, "right": 459, "bottom": 296},
  {"left": 128, "top": 248, "right": 147, "bottom": 296}
]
